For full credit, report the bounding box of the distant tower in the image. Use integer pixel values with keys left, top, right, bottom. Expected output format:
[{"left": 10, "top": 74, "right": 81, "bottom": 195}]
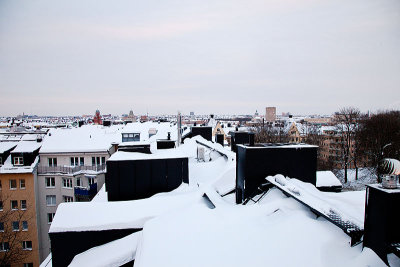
[
  {"left": 265, "top": 107, "right": 276, "bottom": 122},
  {"left": 93, "top": 109, "right": 102, "bottom": 125}
]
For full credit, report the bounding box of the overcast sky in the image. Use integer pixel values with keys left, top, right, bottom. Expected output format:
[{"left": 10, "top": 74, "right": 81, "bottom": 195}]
[{"left": 0, "top": 0, "right": 399, "bottom": 116}]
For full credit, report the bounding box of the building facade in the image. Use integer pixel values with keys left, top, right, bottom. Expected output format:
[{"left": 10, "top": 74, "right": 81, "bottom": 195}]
[
  {"left": 265, "top": 107, "right": 276, "bottom": 122},
  {"left": 0, "top": 141, "right": 41, "bottom": 267}
]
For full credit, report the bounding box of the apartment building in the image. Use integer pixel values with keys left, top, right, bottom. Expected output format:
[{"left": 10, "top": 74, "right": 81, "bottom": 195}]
[
  {"left": 36, "top": 126, "right": 119, "bottom": 260},
  {"left": 0, "top": 141, "right": 42, "bottom": 267}
]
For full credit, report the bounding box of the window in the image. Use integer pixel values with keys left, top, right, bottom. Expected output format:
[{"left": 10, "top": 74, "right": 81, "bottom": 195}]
[
  {"left": 122, "top": 133, "right": 140, "bottom": 142},
  {"left": 70, "top": 157, "right": 83, "bottom": 166},
  {"left": 22, "top": 241, "right": 32, "bottom": 250},
  {"left": 62, "top": 178, "right": 72, "bottom": 189},
  {"left": 9, "top": 179, "right": 17, "bottom": 190},
  {"left": 48, "top": 158, "right": 57, "bottom": 167},
  {"left": 0, "top": 201, "right": 2, "bottom": 211},
  {"left": 14, "top": 157, "right": 23, "bottom": 166},
  {"left": 22, "top": 221, "right": 28, "bottom": 231},
  {"left": 11, "top": 200, "right": 18, "bottom": 210},
  {"left": 76, "top": 177, "right": 81, "bottom": 187},
  {"left": 92, "top": 156, "right": 105, "bottom": 166},
  {"left": 63, "top": 196, "right": 73, "bottom": 202},
  {"left": 0, "top": 242, "right": 9, "bottom": 251},
  {"left": 12, "top": 221, "right": 19, "bottom": 231},
  {"left": 21, "top": 200, "right": 27, "bottom": 210},
  {"left": 88, "top": 177, "right": 96, "bottom": 185},
  {"left": 45, "top": 177, "right": 55, "bottom": 188},
  {"left": 20, "top": 179, "right": 25, "bottom": 189},
  {"left": 47, "top": 213, "right": 55, "bottom": 224},
  {"left": 46, "top": 195, "right": 56, "bottom": 206},
  {"left": 0, "top": 157, "right": 2, "bottom": 165},
  {"left": 0, "top": 222, "right": 4, "bottom": 232},
  {"left": 23, "top": 263, "right": 33, "bottom": 267}
]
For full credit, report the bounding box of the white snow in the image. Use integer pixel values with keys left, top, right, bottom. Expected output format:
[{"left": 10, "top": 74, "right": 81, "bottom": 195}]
[
  {"left": 316, "top": 171, "right": 343, "bottom": 187},
  {"left": 134, "top": 184, "right": 385, "bottom": 267},
  {"left": 0, "top": 156, "right": 39, "bottom": 173},
  {"left": 11, "top": 141, "right": 41, "bottom": 153},
  {"left": 267, "top": 175, "right": 364, "bottom": 228},
  {"left": 69, "top": 232, "right": 142, "bottom": 267},
  {"left": 49, "top": 185, "right": 199, "bottom": 233},
  {"left": 91, "top": 184, "right": 108, "bottom": 202},
  {"left": 0, "top": 142, "right": 18, "bottom": 153},
  {"left": 45, "top": 135, "right": 392, "bottom": 266},
  {"left": 39, "top": 125, "right": 121, "bottom": 153}
]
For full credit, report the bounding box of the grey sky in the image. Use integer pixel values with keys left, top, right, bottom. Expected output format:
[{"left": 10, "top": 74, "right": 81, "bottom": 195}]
[{"left": 0, "top": 0, "right": 399, "bottom": 116}]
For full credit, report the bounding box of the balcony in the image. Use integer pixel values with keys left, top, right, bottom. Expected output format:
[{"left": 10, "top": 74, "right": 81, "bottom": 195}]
[
  {"left": 38, "top": 164, "right": 106, "bottom": 175},
  {"left": 74, "top": 183, "right": 98, "bottom": 200}
]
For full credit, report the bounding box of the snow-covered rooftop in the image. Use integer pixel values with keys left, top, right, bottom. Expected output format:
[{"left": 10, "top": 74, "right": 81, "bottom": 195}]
[
  {"left": 11, "top": 141, "right": 41, "bottom": 153},
  {"left": 49, "top": 185, "right": 199, "bottom": 233},
  {"left": 0, "top": 142, "right": 18, "bottom": 154},
  {"left": 316, "top": 171, "right": 343, "bottom": 188},
  {"left": 40, "top": 125, "right": 121, "bottom": 153},
  {"left": 45, "top": 136, "right": 393, "bottom": 266}
]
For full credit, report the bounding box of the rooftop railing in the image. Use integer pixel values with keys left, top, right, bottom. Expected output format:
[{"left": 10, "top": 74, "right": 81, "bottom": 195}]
[{"left": 38, "top": 164, "right": 106, "bottom": 174}]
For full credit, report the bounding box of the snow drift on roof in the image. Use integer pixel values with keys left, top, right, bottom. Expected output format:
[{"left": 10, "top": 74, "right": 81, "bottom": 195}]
[
  {"left": 11, "top": 141, "right": 41, "bottom": 153},
  {"left": 0, "top": 142, "right": 18, "bottom": 154}
]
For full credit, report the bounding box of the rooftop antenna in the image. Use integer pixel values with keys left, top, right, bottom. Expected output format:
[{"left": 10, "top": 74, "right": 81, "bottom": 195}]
[{"left": 177, "top": 111, "right": 182, "bottom": 147}]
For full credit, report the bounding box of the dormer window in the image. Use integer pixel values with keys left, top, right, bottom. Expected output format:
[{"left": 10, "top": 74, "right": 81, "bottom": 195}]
[
  {"left": 122, "top": 133, "right": 140, "bottom": 142},
  {"left": 14, "top": 157, "right": 23, "bottom": 166}
]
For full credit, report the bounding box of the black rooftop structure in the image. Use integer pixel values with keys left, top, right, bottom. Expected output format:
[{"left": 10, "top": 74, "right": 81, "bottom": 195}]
[
  {"left": 236, "top": 143, "right": 317, "bottom": 204},
  {"left": 363, "top": 184, "right": 400, "bottom": 264},
  {"left": 157, "top": 140, "right": 176, "bottom": 149},
  {"left": 118, "top": 143, "right": 151, "bottom": 154},
  {"left": 182, "top": 126, "right": 213, "bottom": 142},
  {"left": 230, "top": 131, "right": 254, "bottom": 152},
  {"left": 191, "top": 126, "right": 212, "bottom": 141},
  {"left": 215, "top": 134, "right": 224, "bottom": 147},
  {"left": 0, "top": 144, "right": 17, "bottom": 165},
  {"left": 106, "top": 155, "right": 189, "bottom": 201},
  {"left": 50, "top": 228, "right": 139, "bottom": 267}
]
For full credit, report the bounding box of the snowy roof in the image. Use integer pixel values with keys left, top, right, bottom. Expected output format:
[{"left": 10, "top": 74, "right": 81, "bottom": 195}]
[
  {"left": 316, "top": 171, "right": 343, "bottom": 187},
  {"left": 69, "top": 232, "right": 141, "bottom": 267},
  {"left": 49, "top": 185, "right": 199, "bottom": 233},
  {"left": 0, "top": 142, "right": 18, "bottom": 154},
  {"left": 11, "top": 141, "right": 41, "bottom": 153},
  {"left": 40, "top": 125, "right": 121, "bottom": 153},
  {"left": 46, "top": 136, "right": 393, "bottom": 266},
  {"left": 0, "top": 156, "right": 39, "bottom": 173},
  {"left": 134, "top": 183, "right": 383, "bottom": 267}
]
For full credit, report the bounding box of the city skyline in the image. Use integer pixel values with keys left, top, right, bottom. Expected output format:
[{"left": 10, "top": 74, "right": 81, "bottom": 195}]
[{"left": 1, "top": 0, "right": 399, "bottom": 116}]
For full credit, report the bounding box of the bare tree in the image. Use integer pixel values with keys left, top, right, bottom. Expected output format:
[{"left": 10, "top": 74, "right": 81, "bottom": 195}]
[
  {"left": 334, "top": 107, "right": 361, "bottom": 183},
  {"left": 358, "top": 110, "right": 400, "bottom": 181},
  {"left": 0, "top": 191, "right": 33, "bottom": 266},
  {"left": 252, "top": 122, "right": 289, "bottom": 143}
]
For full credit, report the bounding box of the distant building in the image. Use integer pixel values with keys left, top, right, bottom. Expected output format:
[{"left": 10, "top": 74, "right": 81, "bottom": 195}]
[
  {"left": 122, "top": 110, "right": 136, "bottom": 123},
  {"left": 190, "top": 112, "right": 194, "bottom": 116},
  {"left": 93, "top": 110, "right": 102, "bottom": 125},
  {"left": 265, "top": 107, "right": 276, "bottom": 122}
]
